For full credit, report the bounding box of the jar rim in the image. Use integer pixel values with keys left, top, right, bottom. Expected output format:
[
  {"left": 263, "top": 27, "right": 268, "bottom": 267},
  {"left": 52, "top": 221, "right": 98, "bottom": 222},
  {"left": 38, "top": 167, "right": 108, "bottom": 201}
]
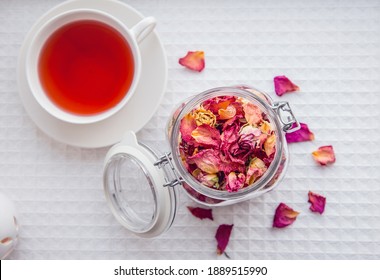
[{"left": 170, "top": 85, "right": 287, "bottom": 200}]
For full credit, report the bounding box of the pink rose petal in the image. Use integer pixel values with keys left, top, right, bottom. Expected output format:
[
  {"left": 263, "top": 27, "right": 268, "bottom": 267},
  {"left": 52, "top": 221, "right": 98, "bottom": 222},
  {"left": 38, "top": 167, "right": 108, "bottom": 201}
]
[
  {"left": 191, "top": 124, "right": 221, "bottom": 147},
  {"left": 273, "top": 203, "right": 300, "bottom": 228},
  {"left": 179, "top": 51, "right": 205, "bottom": 72},
  {"left": 308, "top": 191, "right": 326, "bottom": 214},
  {"left": 187, "top": 206, "right": 214, "bottom": 220},
  {"left": 215, "top": 224, "right": 234, "bottom": 255},
  {"left": 188, "top": 149, "right": 221, "bottom": 174},
  {"left": 243, "top": 103, "right": 262, "bottom": 125},
  {"left": 218, "top": 159, "right": 246, "bottom": 174},
  {"left": 274, "top": 75, "right": 300, "bottom": 96},
  {"left": 180, "top": 113, "right": 197, "bottom": 143},
  {"left": 225, "top": 172, "right": 245, "bottom": 192},
  {"left": 285, "top": 123, "right": 315, "bottom": 143},
  {"left": 312, "top": 145, "right": 336, "bottom": 166}
]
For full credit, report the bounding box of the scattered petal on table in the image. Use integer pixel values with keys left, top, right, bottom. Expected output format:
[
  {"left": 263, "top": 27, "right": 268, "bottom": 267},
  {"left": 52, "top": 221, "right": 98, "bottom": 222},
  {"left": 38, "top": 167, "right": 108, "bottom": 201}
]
[
  {"left": 215, "top": 224, "right": 234, "bottom": 255},
  {"left": 187, "top": 206, "right": 214, "bottom": 220},
  {"left": 273, "top": 203, "right": 300, "bottom": 228},
  {"left": 274, "top": 75, "right": 300, "bottom": 96},
  {"left": 312, "top": 145, "right": 336, "bottom": 166},
  {"left": 285, "top": 123, "right": 315, "bottom": 143},
  {"left": 308, "top": 191, "right": 326, "bottom": 214},
  {"left": 179, "top": 51, "right": 205, "bottom": 72}
]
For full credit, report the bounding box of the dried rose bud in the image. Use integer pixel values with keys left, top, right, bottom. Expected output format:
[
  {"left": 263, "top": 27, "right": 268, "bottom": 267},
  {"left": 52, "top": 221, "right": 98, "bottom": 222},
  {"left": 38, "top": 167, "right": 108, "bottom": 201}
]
[{"left": 193, "top": 107, "right": 216, "bottom": 127}]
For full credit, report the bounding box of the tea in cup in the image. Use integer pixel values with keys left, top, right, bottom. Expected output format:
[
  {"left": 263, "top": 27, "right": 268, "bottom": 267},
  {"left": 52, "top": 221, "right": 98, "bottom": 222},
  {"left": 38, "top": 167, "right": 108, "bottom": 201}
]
[{"left": 26, "top": 9, "right": 156, "bottom": 124}]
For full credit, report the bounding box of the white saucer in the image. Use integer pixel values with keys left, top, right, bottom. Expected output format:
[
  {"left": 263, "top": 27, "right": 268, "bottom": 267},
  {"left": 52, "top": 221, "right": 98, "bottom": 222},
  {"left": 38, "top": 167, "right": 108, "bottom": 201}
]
[{"left": 17, "top": 0, "right": 167, "bottom": 148}]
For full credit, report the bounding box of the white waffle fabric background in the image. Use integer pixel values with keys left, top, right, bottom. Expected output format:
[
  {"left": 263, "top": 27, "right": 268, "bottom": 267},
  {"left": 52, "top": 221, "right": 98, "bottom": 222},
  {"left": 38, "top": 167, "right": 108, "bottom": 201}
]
[{"left": 1, "top": 0, "right": 380, "bottom": 259}]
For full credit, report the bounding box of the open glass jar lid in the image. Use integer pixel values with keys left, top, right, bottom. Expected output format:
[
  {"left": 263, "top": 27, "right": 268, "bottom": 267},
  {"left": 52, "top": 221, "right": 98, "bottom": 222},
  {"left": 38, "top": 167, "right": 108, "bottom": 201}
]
[{"left": 103, "top": 85, "right": 300, "bottom": 237}]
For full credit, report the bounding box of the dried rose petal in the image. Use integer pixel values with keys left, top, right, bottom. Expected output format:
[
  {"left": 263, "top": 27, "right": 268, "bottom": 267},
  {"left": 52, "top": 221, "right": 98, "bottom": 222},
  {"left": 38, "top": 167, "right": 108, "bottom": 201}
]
[
  {"left": 243, "top": 103, "right": 262, "bottom": 125},
  {"left": 260, "top": 121, "right": 272, "bottom": 134},
  {"left": 191, "top": 124, "right": 221, "bottom": 147},
  {"left": 312, "top": 145, "right": 336, "bottom": 166},
  {"left": 192, "top": 169, "right": 219, "bottom": 188},
  {"left": 188, "top": 149, "right": 221, "bottom": 174},
  {"left": 308, "top": 191, "right": 326, "bottom": 214},
  {"left": 215, "top": 224, "right": 234, "bottom": 255},
  {"left": 187, "top": 206, "right": 214, "bottom": 220},
  {"left": 274, "top": 75, "right": 300, "bottom": 96},
  {"left": 246, "top": 157, "right": 267, "bottom": 185},
  {"left": 285, "top": 123, "right": 315, "bottom": 143},
  {"left": 273, "top": 203, "right": 299, "bottom": 228},
  {"left": 218, "top": 105, "right": 236, "bottom": 120},
  {"left": 264, "top": 134, "right": 276, "bottom": 157},
  {"left": 225, "top": 172, "right": 245, "bottom": 192},
  {"left": 179, "top": 51, "right": 205, "bottom": 72},
  {"left": 240, "top": 124, "right": 261, "bottom": 136},
  {"left": 203, "top": 96, "right": 236, "bottom": 114},
  {"left": 180, "top": 113, "right": 197, "bottom": 143}
]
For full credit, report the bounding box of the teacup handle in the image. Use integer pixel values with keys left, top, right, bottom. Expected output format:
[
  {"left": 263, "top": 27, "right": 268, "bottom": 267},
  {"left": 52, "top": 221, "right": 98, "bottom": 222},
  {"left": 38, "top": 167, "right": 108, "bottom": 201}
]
[{"left": 131, "top": 17, "right": 156, "bottom": 44}]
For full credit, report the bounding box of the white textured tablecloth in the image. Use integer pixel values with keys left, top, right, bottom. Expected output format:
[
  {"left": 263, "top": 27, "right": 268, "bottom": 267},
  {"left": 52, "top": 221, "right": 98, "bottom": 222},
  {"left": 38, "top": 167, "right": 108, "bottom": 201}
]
[{"left": 1, "top": 0, "right": 379, "bottom": 259}]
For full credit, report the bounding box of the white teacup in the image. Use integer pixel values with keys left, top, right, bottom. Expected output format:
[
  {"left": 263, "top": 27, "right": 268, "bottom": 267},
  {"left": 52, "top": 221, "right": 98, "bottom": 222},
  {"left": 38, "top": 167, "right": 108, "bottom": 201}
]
[{"left": 26, "top": 9, "right": 156, "bottom": 124}]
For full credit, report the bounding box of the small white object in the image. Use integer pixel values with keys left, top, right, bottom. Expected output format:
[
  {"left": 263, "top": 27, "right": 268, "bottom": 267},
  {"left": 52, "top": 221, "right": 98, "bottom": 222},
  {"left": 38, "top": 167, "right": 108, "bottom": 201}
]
[{"left": 0, "top": 192, "right": 19, "bottom": 259}]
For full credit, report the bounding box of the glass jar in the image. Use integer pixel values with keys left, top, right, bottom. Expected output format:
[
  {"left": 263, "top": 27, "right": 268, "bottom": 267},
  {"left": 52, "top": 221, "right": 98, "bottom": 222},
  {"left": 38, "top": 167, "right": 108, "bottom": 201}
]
[{"left": 103, "top": 85, "right": 300, "bottom": 237}]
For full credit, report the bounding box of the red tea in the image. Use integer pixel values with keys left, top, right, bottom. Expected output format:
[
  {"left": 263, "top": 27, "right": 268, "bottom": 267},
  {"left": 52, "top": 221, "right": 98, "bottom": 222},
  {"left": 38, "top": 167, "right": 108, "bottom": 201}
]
[{"left": 38, "top": 20, "right": 134, "bottom": 115}]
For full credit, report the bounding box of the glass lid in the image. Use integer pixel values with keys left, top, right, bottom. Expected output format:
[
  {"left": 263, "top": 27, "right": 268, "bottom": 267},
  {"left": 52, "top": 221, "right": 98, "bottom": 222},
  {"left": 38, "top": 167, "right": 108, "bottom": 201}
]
[{"left": 103, "top": 131, "right": 178, "bottom": 238}]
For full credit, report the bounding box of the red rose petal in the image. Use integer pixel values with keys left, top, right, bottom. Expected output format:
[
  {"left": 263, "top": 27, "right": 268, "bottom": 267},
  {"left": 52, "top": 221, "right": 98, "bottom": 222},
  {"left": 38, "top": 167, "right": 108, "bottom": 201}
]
[
  {"left": 274, "top": 75, "right": 300, "bottom": 96},
  {"left": 285, "top": 123, "right": 315, "bottom": 143},
  {"left": 273, "top": 203, "right": 299, "bottom": 228},
  {"left": 179, "top": 51, "right": 205, "bottom": 72},
  {"left": 187, "top": 206, "right": 214, "bottom": 220},
  {"left": 215, "top": 224, "right": 234, "bottom": 255},
  {"left": 312, "top": 145, "right": 336, "bottom": 166},
  {"left": 308, "top": 191, "right": 326, "bottom": 214}
]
